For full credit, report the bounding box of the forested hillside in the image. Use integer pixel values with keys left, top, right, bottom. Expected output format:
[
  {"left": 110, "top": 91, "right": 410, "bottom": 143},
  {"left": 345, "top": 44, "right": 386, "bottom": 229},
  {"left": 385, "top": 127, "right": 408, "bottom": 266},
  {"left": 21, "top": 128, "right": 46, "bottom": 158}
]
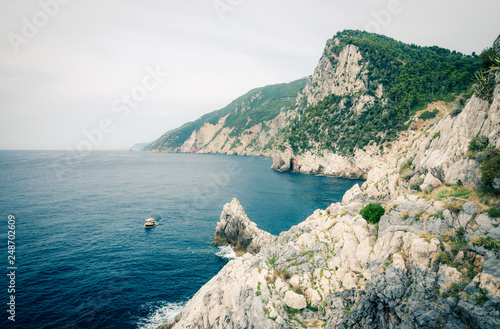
[
  {"left": 148, "top": 78, "right": 306, "bottom": 152},
  {"left": 284, "top": 30, "right": 481, "bottom": 155}
]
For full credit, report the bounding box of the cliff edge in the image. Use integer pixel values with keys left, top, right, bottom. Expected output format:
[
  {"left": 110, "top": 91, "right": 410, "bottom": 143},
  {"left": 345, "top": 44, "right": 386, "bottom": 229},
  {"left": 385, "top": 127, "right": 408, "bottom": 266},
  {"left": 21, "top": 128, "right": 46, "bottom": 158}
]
[{"left": 213, "top": 198, "right": 277, "bottom": 256}]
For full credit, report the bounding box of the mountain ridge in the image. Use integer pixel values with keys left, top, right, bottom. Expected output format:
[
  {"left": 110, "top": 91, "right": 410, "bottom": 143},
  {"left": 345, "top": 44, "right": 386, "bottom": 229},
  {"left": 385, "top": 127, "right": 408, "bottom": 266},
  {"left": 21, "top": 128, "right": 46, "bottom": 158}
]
[{"left": 147, "top": 30, "right": 481, "bottom": 181}]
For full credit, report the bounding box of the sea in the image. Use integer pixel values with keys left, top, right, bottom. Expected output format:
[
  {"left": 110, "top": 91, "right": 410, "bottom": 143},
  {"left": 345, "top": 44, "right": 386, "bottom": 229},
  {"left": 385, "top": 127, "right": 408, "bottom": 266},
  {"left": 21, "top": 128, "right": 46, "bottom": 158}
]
[{"left": 0, "top": 151, "right": 363, "bottom": 329}]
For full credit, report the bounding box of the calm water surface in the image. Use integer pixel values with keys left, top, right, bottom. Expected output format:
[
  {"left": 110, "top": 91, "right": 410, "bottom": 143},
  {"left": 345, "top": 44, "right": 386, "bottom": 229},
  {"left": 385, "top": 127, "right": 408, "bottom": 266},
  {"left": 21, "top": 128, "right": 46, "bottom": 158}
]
[{"left": 0, "top": 151, "right": 363, "bottom": 329}]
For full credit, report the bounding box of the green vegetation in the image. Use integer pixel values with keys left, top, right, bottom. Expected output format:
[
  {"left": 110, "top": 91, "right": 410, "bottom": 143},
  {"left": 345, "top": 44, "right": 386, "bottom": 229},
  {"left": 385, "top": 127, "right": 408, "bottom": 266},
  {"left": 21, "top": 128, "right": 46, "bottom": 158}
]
[
  {"left": 467, "top": 136, "right": 500, "bottom": 194},
  {"left": 360, "top": 203, "right": 385, "bottom": 224},
  {"left": 473, "top": 48, "right": 500, "bottom": 102},
  {"left": 468, "top": 136, "right": 490, "bottom": 157},
  {"left": 285, "top": 30, "right": 480, "bottom": 155},
  {"left": 478, "top": 148, "right": 500, "bottom": 194},
  {"left": 267, "top": 255, "right": 278, "bottom": 268},
  {"left": 434, "top": 228, "right": 482, "bottom": 287},
  {"left": 488, "top": 206, "right": 500, "bottom": 218},
  {"left": 148, "top": 78, "right": 307, "bottom": 151},
  {"left": 255, "top": 281, "right": 262, "bottom": 296},
  {"left": 306, "top": 302, "right": 318, "bottom": 312},
  {"left": 419, "top": 108, "right": 439, "bottom": 120},
  {"left": 440, "top": 283, "right": 468, "bottom": 299},
  {"left": 473, "top": 288, "right": 489, "bottom": 306},
  {"left": 471, "top": 236, "right": 500, "bottom": 252}
]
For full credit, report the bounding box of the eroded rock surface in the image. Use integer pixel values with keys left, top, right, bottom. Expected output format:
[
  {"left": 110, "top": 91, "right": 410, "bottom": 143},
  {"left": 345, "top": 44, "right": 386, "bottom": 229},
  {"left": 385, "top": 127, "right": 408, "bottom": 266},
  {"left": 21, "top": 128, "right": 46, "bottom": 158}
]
[{"left": 213, "top": 198, "right": 276, "bottom": 256}]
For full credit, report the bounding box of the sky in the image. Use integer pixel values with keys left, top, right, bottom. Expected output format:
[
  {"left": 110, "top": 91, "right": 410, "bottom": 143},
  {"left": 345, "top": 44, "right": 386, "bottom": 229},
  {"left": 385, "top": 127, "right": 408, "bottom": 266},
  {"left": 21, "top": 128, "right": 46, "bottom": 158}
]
[{"left": 0, "top": 0, "right": 499, "bottom": 150}]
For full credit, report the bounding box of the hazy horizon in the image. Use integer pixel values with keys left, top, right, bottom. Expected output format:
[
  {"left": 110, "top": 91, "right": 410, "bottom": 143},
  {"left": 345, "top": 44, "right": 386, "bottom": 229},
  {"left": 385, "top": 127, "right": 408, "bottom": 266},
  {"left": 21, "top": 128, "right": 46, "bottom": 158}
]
[{"left": 1, "top": 0, "right": 499, "bottom": 150}]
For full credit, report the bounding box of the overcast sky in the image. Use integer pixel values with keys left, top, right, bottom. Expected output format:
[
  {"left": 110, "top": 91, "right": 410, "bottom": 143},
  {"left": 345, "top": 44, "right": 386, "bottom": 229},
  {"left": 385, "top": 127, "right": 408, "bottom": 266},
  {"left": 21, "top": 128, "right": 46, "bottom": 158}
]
[{"left": 0, "top": 0, "right": 499, "bottom": 150}]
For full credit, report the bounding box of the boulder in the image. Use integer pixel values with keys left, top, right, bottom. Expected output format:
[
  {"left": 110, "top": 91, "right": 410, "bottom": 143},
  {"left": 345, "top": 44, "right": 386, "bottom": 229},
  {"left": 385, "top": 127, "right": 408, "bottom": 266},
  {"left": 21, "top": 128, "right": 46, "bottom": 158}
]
[
  {"left": 213, "top": 198, "right": 276, "bottom": 255},
  {"left": 284, "top": 290, "right": 307, "bottom": 310},
  {"left": 420, "top": 172, "right": 442, "bottom": 192},
  {"left": 305, "top": 288, "right": 322, "bottom": 308}
]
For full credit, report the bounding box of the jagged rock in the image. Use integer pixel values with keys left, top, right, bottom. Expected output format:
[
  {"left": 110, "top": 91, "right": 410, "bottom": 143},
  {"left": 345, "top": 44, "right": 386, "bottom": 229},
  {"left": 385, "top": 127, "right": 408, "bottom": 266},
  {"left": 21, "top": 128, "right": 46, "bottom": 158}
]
[
  {"left": 342, "top": 184, "right": 363, "bottom": 204},
  {"left": 284, "top": 290, "right": 307, "bottom": 310},
  {"left": 300, "top": 42, "right": 367, "bottom": 107},
  {"left": 419, "top": 172, "right": 442, "bottom": 192},
  {"left": 305, "top": 288, "right": 322, "bottom": 308},
  {"left": 213, "top": 198, "right": 276, "bottom": 255},
  {"left": 458, "top": 202, "right": 477, "bottom": 228},
  {"left": 271, "top": 149, "right": 372, "bottom": 179},
  {"left": 270, "top": 149, "right": 298, "bottom": 172},
  {"left": 437, "top": 265, "right": 463, "bottom": 292},
  {"left": 160, "top": 197, "right": 500, "bottom": 329}
]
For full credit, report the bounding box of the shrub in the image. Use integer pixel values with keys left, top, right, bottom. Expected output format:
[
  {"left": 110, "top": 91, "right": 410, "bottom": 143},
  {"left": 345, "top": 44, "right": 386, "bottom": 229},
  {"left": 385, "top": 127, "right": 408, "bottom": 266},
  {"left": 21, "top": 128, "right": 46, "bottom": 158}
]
[
  {"left": 468, "top": 136, "right": 489, "bottom": 155},
  {"left": 471, "top": 236, "right": 500, "bottom": 252},
  {"left": 479, "top": 148, "right": 500, "bottom": 192},
  {"left": 450, "top": 106, "right": 463, "bottom": 117},
  {"left": 360, "top": 203, "right": 385, "bottom": 224},
  {"left": 400, "top": 169, "right": 415, "bottom": 181},
  {"left": 399, "top": 157, "right": 415, "bottom": 174},
  {"left": 488, "top": 206, "right": 500, "bottom": 218},
  {"left": 419, "top": 109, "right": 439, "bottom": 120},
  {"left": 441, "top": 283, "right": 468, "bottom": 299}
]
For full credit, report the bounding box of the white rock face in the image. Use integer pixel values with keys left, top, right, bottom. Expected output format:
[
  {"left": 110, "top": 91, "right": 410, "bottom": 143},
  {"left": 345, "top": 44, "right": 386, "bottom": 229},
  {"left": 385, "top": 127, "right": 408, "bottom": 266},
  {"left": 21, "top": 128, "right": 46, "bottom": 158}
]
[
  {"left": 284, "top": 290, "right": 307, "bottom": 310},
  {"left": 213, "top": 198, "right": 276, "bottom": 255},
  {"left": 271, "top": 148, "right": 376, "bottom": 179},
  {"left": 300, "top": 42, "right": 368, "bottom": 107},
  {"left": 413, "top": 85, "right": 500, "bottom": 185},
  {"left": 159, "top": 193, "right": 500, "bottom": 329}
]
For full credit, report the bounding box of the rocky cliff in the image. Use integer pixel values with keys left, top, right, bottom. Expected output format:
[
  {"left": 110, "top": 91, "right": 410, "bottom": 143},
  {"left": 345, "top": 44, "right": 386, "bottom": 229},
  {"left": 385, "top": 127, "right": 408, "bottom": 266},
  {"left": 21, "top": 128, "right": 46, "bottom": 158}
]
[
  {"left": 148, "top": 31, "right": 480, "bottom": 183},
  {"left": 147, "top": 78, "right": 306, "bottom": 156},
  {"left": 156, "top": 34, "right": 499, "bottom": 329},
  {"left": 213, "top": 198, "right": 277, "bottom": 256},
  {"left": 161, "top": 195, "right": 500, "bottom": 328}
]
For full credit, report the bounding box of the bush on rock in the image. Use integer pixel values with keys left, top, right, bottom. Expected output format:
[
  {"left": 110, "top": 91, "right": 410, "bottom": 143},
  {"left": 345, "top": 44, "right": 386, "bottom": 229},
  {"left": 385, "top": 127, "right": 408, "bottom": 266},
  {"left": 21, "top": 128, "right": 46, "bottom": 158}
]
[{"left": 360, "top": 203, "right": 385, "bottom": 224}]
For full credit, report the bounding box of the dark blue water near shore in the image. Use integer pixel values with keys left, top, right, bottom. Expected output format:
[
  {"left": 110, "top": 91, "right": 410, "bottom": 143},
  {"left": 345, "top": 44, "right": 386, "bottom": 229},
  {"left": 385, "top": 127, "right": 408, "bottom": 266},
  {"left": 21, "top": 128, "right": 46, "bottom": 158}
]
[{"left": 0, "top": 151, "right": 363, "bottom": 329}]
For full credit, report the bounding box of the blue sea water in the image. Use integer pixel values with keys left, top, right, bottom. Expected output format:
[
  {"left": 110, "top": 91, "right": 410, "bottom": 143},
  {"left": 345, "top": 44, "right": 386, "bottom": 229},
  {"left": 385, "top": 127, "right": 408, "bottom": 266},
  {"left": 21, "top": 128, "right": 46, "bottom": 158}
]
[{"left": 0, "top": 151, "right": 363, "bottom": 329}]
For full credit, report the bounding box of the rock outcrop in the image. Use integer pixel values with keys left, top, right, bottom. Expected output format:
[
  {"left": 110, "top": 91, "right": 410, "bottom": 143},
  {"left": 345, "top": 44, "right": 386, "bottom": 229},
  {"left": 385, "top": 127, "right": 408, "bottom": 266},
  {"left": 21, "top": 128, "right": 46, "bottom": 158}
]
[
  {"left": 271, "top": 148, "right": 375, "bottom": 179},
  {"left": 161, "top": 196, "right": 500, "bottom": 329},
  {"left": 213, "top": 198, "right": 277, "bottom": 256}
]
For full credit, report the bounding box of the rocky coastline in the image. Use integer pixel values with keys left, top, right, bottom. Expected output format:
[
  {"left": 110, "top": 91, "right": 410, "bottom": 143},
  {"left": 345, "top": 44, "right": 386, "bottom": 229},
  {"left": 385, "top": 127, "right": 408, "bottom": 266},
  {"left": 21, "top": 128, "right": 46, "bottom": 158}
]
[{"left": 157, "top": 36, "right": 500, "bottom": 328}]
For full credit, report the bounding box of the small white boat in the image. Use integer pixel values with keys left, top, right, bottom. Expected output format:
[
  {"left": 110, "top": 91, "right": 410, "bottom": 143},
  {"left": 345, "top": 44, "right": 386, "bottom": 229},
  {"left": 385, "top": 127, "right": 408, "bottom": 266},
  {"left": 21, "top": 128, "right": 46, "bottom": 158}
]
[{"left": 144, "top": 218, "right": 157, "bottom": 228}]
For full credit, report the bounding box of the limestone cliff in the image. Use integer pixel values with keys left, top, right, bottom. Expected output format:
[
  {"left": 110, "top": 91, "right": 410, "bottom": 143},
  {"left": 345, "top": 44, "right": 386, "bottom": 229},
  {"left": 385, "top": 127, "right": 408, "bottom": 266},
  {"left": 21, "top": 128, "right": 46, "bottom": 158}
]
[
  {"left": 213, "top": 198, "right": 277, "bottom": 256},
  {"left": 161, "top": 196, "right": 500, "bottom": 329},
  {"left": 149, "top": 31, "right": 480, "bottom": 185},
  {"left": 156, "top": 34, "right": 499, "bottom": 329},
  {"left": 147, "top": 78, "right": 306, "bottom": 156}
]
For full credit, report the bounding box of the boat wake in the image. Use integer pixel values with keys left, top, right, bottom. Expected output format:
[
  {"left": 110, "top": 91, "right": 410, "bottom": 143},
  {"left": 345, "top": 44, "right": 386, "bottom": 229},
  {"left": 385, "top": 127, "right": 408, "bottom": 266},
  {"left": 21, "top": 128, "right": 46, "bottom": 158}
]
[
  {"left": 215, "top": 245, "right": 239, "bottom": 260},
  {"left": 136, "top": 301, "right": 185, "bottom": 329}
]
